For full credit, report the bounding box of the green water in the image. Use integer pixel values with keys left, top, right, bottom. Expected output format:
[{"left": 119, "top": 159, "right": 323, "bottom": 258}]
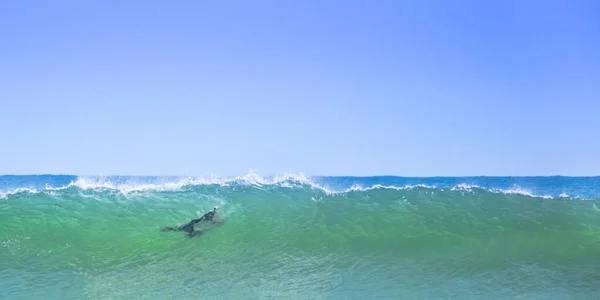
[{"left": 2, "top": 184, "right": 600, "bottom": 299}]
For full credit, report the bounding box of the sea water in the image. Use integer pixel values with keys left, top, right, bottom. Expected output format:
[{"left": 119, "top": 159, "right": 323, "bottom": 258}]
[{"left": 1, "top": 174, "right": 600, "bottom": 299}]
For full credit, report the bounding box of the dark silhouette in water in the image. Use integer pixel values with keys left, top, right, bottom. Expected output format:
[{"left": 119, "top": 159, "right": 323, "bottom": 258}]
[{"left": 162, "top": 207, "right": 219, "bottom": 237}]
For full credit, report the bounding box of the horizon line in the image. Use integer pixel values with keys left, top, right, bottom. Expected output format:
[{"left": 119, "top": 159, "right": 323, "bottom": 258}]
[{"left": 1, "top": 173, "right": 599, "bottom": 178}]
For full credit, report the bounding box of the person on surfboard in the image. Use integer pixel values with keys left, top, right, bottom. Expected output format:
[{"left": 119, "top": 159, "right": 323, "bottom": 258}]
[{"left": 162, "top": 207, "right": 218, "bottom": 237}]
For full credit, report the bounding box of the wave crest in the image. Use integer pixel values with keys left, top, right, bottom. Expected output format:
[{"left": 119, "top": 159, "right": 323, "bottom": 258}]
[{"left": 0, "top": 171, "right": 587, "bottom": 200}]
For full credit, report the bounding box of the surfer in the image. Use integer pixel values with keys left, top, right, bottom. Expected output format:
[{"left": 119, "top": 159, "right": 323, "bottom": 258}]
[{"left": 162, "top": 207, "right": 218, "bottom": 237}]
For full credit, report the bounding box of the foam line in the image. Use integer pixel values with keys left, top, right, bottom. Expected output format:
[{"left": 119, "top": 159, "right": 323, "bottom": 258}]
[{"left": 0, "top": 171, "right": 587, "bottom": 200}]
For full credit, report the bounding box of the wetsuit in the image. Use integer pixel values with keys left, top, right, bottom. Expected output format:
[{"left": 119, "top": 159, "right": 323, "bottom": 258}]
[{"left": 163, "top": 208, "right": 217, "bottom": 234}]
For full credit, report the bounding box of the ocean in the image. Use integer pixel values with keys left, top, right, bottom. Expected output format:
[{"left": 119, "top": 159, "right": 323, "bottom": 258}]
[{"left": 1, "top": 173, "right": 600, "bottom": 299}]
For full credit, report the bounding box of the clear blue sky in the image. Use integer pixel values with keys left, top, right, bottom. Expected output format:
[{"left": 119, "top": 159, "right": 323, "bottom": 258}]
[{"left": 1, "top": 0, "right": 599, "bottom": 176}]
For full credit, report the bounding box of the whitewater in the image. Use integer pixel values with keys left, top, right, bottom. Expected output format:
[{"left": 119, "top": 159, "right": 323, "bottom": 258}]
[{"left": 1, "top": 173, "right": 600, "bottom": 299}]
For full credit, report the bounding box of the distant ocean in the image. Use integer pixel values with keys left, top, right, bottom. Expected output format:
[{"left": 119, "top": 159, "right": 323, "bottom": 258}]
[{"left": 1, "top": 173, "right": 600, "bottom": 299}]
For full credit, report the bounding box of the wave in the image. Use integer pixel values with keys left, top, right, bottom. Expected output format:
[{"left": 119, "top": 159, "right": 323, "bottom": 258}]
[
  {"left": 0, "top": 172, "right": 593, "bottom": 200},
  {"left": 2, "top": 174, "right": 599, "bottom": 300}
]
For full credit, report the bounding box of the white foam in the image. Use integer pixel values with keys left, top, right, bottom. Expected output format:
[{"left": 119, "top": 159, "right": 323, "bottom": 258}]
[
  {"left": 341, "top": 183, "right": 437, "bottom": 193},
  {"left": 323, "top": 182, "right": 560, "bottom": 199},
  {"left": 69, "top": 176, "right": 201, "bottom": 193},
  {"left": 0, "top": 187, "right": 39, "bottom": 199},
  {"left": 0, "top": 172, "right": 591, "bottom": 200},
  {"left": 64, "top": 171, "right": 327, "bottom": 195},
  {"left": 446, "top": 183, "right": 557, "bottom": 199},
  {"left": 449, "top": 183, "right": 481, "bottom": 191}
]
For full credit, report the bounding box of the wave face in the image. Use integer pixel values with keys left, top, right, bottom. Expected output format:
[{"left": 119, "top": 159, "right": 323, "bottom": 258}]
[{"left": 2, "top": 174, "right": 600, "bottom": 299}]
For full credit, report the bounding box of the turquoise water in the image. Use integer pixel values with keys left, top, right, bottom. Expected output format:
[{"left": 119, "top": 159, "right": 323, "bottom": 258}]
[{"left": 1, "top": 174, "right": 600, "bottom": 299}]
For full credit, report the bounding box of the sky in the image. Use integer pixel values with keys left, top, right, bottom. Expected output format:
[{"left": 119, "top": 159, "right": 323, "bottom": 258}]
[{"left": 1, "top": 0, "right": 599, "bottom": 177}]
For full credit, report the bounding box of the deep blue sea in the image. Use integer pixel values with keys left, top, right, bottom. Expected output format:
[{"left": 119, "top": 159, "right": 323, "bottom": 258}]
[{"left": 2, "top": 174, "right": 600, "bottom": 299}]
